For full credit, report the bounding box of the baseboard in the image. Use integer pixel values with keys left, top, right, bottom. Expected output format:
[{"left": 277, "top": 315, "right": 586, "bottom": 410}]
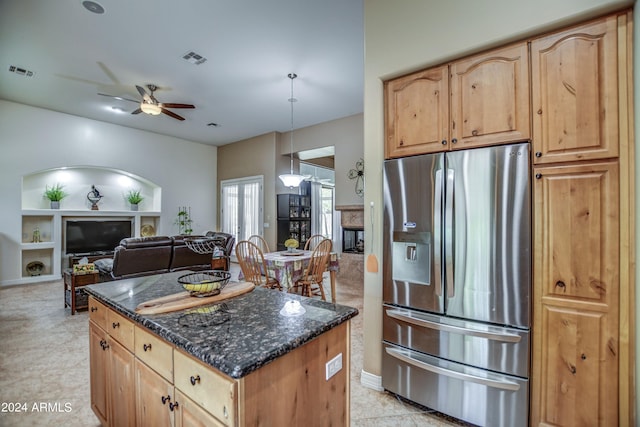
[{"left": 360, "top": 368, "right": 383, "bottom": 391}]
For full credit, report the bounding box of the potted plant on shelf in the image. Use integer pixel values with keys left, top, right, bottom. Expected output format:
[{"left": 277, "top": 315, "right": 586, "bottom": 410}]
[
  {"left": 125, "top": 189, "right": 144, "bottom": 211},
  {"left": 43, "top": 183, "right": 68, "bottom": 209}
]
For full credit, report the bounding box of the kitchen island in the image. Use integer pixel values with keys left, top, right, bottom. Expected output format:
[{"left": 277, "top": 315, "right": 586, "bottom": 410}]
[{"left": 84, "top": 271, "right": 358, "bottom": 426}]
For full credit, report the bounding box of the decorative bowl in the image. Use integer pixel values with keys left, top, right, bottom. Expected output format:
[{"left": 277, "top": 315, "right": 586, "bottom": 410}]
[
  {"left": 26, "top": 261, "right": 44, "bottom": 276},
  {"left": 177, "top": 270, "right": 231, "bottom": 297}
]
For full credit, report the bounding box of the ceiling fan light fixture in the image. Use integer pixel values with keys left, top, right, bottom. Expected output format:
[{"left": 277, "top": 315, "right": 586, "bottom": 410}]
[
  {"left": 279, "top": 73, "right": 306, "bottom": 188},
  {"left": 140, "top": 102, "right": 161, "bottom": 115}
]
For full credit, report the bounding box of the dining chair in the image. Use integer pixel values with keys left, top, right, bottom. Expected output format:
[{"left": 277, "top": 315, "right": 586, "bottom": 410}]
[
  {"left": 292, "top": 238, "right": 332, "bottom": 300},
  {"left": 303, "top": 234, "right": 325, "bottom": 251},
  {"left": 235, "top": 240, "right": 281, "bottom": 290},
  {"left": 248, "top": 234, "right": 270, "bottom": 254}
]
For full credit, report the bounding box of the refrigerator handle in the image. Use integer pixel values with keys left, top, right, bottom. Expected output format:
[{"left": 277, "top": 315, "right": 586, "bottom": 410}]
[
  {"left": 385, "top": 346, "right": 520, "bottom": 391},
  {"left": 433, "top": 169, "right": 443, "bottom": 296},
  {"left": 385, "top": 308, "right": 522, "bottom": 343},
  {"left": 445, "top": 168, "right": 455, "bottom": 297}
]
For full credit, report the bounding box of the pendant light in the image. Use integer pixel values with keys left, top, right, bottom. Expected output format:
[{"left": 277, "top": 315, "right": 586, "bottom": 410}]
[{"left": 279, "top": 73, "right": 306, "bottom": 188}]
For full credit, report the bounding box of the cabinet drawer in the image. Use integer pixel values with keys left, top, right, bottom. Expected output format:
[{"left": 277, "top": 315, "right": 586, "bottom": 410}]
[
  {"left": 107, "top": 309, "right": 134, "bottom": 351},
  {"left": 135, "top": 326, "right": 173, "bottom": 382},
  {"left": 88, "top": 297, "right": 108, "bottom": 330},
  {"left": 174, "top": 349, "right": 236, "bottom": 426},
  {"left": 74, "top": 273, "right": 98, "bottom": 286}
]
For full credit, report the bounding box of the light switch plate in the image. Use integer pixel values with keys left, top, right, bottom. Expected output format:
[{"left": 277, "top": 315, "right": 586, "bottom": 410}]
[{"left": 325, "top": 353, "right": 343, "bottom": 380}]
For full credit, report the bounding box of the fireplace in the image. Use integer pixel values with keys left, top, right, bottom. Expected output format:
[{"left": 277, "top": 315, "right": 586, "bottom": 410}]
[
  {"left": 343, "top": 228, "right": 364, "bottom": 253},
  {"left": 335, "top": 204, "right": 365, "bottom": 282}
]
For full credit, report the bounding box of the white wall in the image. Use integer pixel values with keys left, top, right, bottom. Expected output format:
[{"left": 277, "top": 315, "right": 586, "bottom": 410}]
[
  {"left": 0, "top": 100, "right": 218, "bottom": 284},
  {"left": 362, "top": 0, "right": 635, "bottom": 402}
]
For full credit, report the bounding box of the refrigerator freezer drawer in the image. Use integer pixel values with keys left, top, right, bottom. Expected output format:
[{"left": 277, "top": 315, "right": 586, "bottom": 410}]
[
  {"left": 382, "top": 343, "right": 529, "bottom": 427},
  {"left": 383, "top": 305, "right": 530, "bottom": 377}
]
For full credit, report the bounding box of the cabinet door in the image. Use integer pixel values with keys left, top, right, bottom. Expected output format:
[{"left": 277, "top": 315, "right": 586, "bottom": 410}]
[
  {"left": 531, "top": 16, "right": 619, "bottom": 164},
  {"left": 531, "top": 161, "right": 619, "bottom": 426},
  {"left": 89, "top": 321, "right": 109, "bottom": 426},
  {"left": 135, "top": 358, "right": 174, "bottom": 426},
  {"left": 385, "top": 66, "right": 449, "bottom": 158},
  {"left": 109, "top": 338, "right": 135, "bottom": 427},
  {"left": 175, "top": 390, "right": 225, "bottom": 427},
  {"left": 450, "top": 42, "right": 530, "bottom": 149}
]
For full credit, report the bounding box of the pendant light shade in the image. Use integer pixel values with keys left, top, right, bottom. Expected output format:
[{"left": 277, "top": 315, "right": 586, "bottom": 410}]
[{"left": 279, "top": 73, "right": 305, "bottom": 188}]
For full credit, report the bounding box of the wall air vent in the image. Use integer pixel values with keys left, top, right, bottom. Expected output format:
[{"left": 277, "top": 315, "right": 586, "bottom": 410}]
[
  {"left": 182, "top": 51, "right": 207, "bottom": 65},
  {"left": 8, "top": 65, "right": 34, "bottom": 77}
]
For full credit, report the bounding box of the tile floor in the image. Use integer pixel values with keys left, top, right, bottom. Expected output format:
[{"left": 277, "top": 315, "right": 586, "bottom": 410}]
[{"left": 0, "top": 266, "right": 465, "bottom": 426}]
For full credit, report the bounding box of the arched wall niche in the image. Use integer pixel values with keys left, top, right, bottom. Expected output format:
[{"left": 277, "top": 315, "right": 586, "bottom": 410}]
[{"left": 22, "top": 166, "right": 161, "bottom": 211}]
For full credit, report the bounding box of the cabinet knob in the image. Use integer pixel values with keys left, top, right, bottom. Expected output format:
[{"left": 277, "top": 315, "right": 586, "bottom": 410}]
[
  {"left": 535, "top": 151, "right": 542, "bottom": 158},
  {"left": 451, "top": 138, "right": 458, "bottom": 144},
  {"left": 169, "top": 402, "right": 179, "bottom": 412},
  {"left": 535, "top": 173, "right": 542, "bottom": 179},
  {"left": 112, "top": 322, "right": 119, "bottom": 329},
  {"left": 555, "top": 280, "right": 566, "bottom": 290},
  {"left": 441, "top": 140, "right": 447, "bottom": 145},
  {"left": 90, "top": 306, "right": 98, "bottom": 312},
  {"left": 399, "top": 139, "right": 404, "bottom": 146},
  {"left": 190, "top": 375, "right": 201, "bottom": 386},
  {"left": 143, "top": 343, "right": 152, "bottom": 352},
  {"left": 161, "top": 395, "right": 170, "bottom": 405}
]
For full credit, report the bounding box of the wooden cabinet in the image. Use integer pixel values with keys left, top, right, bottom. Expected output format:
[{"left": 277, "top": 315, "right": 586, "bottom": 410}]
[
  {"left": 134, "top": 358, "right": 175, "bottom": 426},
  {"left": 89, "top": 321, "right": 109, "bottom": 426},
  {"left": 385, "top": 66, "right": 449, "bottom": 157},
  {"left": 532, "top": 161, "right": 619, "bottom": 426},
  {"left": 175, "top": 390, "right": 225, "bottom": 427},
  {"left": 385, "top": 42, "right": 530, "bottom": 158},
  {"left": 530, "top": 11, "right": 633, "bottom": 427},
  {"left": 89, "top": 297, "right": 135, "bottom": 427},
  {"left": 174, "top": 349, "right": 236, "bottom": 424},
  {"left": 531, "top": 15, "right": 619, "bottom": 164},
  {"left": 90, "top": 297, "right": 351, "bottom": 426}
]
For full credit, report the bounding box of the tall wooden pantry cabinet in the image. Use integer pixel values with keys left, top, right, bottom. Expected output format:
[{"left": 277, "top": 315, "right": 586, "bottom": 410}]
[{"left": 530, "top": 11, "right": 634, "bottom": 427}]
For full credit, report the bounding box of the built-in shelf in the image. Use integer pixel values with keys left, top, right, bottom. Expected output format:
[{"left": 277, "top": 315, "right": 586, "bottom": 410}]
[{"left": 18, "top": 166, "right": 163, "bottom": 285}]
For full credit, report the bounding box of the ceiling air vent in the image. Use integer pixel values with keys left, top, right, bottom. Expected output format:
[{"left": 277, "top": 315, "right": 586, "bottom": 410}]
[
  {"left": 182, "top": 51, "right": 207, "bottom": 65},
  {"left": 9, "top": 65, "right": 34, "bottom": 77}
]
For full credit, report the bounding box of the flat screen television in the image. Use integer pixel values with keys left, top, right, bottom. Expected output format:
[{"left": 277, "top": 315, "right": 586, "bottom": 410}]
[{"left": 65, "top": 219, "right": 133, "bottom": 255}]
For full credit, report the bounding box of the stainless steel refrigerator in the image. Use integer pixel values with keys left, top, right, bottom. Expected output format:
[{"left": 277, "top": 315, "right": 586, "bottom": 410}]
[{"left": 382, "top": 142, "right": 531, "bottom": 427}]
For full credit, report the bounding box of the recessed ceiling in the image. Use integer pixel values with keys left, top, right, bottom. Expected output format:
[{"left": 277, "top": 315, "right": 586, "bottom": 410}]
[{"left": 0, "top": 0, "right": 363, "bottom": 146}]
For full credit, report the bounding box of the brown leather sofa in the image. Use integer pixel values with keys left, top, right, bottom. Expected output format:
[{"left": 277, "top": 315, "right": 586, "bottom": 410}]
[{"left": 95, "top": 235, "right": 212, "bottom": 281}]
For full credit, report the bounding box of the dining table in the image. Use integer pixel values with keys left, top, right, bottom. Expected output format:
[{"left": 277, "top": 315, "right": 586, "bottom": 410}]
[{"left": 238, "top": 249, "right": 340, "bottom": 303}]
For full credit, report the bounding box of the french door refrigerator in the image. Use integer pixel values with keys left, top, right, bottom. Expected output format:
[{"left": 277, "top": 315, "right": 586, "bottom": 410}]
[{"left": 382, "top": 142, "right": 531, "bottom": 427}]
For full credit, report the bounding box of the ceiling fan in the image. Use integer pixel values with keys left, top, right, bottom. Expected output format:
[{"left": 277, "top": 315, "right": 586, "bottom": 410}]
[{"left": 99, "top": 84, "right": 195, "bottom": 121}]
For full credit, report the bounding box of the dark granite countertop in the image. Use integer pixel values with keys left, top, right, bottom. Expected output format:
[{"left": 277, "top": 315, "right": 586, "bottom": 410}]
[{"left": 84, "top": 271, "right": 358, "bottom": 379}]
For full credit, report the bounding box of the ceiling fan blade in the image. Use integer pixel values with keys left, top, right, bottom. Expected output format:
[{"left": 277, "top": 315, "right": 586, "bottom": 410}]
[
  {"left": 136, "top": 85, "right": 148, "bottom": 97},
  {"left": 160, "top": 103, "right": 195, "bottom": 109},
  {"left": 161, "top": 108, "right": 185, "bottom": 121},
  {"left": 131, "top": 108, "right": 143, "bottom": 115},
  {"left": 98, "top": 93, "right": 139, "bottom": 103}
]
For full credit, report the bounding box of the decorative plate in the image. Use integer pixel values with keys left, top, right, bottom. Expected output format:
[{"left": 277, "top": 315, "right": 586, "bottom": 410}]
[
  {"left": 140, "top": 224, "right": 156, "bottom": 237},
  {"left": 26, "top": 261, "right": 44, "bottom": 276},
  {"left": 281, "top": 250, "right": 305, "bottom": 256}
]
